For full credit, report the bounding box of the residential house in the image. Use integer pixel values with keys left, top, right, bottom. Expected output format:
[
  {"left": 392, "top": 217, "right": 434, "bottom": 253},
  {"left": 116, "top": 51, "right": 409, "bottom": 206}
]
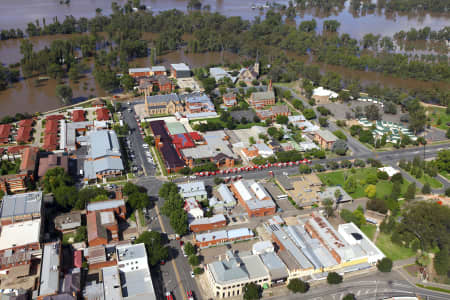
[
  {"left": 87, "top": 211, "right": 119, "bottom": 247},
  {"left": 238, "top": 62, "right": 259, "bottom": 84},
  {"left": 19, "top": 146, "right": 39, "bottom": 179},
  {"left": 215, "top": 183, "right": 237, "bottom": 210},
  {"left": 72, "top": 110, "right": 86, "bottom": 122},
  {"left": 223, "top": 92, "right": 237, "bottom": 107},
  {"left": 54, "top": 212, "right": 82, "bottom": 233},
  {"left": 86, "top": 199, "right": 127, "bottom": 220},
  {"left": 16, "top": 125, "right": 33, "bottom": 143},
  {"left": 241, "top": 143, "right": 274, "bottom": 160},
  {"left": 96, "top": 108, "right": 110, "bottom": 121},
  {"left": 313, "top": 129, "right": 338, "bottom": 150},
  {"left": 178, "top": 181, "right": 207, "bottom": 201},
  {"left": 0, "top": 124, "right": 12, "bottom": 145},
  {"left": 0, "top": 174, "right": 27, "bottom": 194},
  {"left": 170, "top": 63, "right": 191, "bottom": 78},
  {"left": 184, "top": 198, "right": 204, "bottom": 220}
]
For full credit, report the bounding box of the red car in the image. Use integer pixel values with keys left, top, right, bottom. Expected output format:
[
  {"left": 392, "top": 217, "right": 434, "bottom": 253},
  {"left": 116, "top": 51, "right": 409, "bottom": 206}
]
[
  {"left": 166, "top": 292, "right": 173, "bottom": 300},
  {"left": 187, "top": 290, "right": 194, "bottom": 300},
  {"left": 180, "top": 240, "right": 184, "bottom": 246}
]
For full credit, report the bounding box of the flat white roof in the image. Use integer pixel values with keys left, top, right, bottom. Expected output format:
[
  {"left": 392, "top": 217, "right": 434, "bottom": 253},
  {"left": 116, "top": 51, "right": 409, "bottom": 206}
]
[{"left": 0, "top": 219, "right": 41, "bottom": 250}]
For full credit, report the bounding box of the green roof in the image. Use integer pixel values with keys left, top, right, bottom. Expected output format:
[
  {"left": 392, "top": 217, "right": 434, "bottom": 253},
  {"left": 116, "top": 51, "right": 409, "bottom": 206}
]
[{"left": 166, "top": 122, "right": 187, "bottom": 135}]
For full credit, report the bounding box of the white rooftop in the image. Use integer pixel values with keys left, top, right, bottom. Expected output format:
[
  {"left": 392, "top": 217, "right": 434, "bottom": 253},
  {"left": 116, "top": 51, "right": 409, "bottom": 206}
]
[{"left": 0, "top": 219, "right": 41, "bottom": 251}]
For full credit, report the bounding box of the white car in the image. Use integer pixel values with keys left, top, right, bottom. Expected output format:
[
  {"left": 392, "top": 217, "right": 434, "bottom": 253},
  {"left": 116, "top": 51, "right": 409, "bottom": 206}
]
[
  {"left": 190, "top": 271, "right": 195, "bottom": 278},
  {"left": 189, "top": 175, "right": 196, "bottom": 179},
  {"left": 143, "top": 144, "right": 149, "bottom": 148}
]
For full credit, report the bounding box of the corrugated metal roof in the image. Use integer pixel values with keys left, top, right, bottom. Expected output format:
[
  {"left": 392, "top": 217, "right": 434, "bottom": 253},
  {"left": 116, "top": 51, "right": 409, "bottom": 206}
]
[
  {"left": 87, "top": 200, "right": 125, "bottom": 212},
  {"left": 0, "top": 191, "right": 42, "bottom": 219},
  {"left": 259, "top": 252, "right": 288, "bottom": 280},
  {"left": 171, "top": 63, "right": 190, "bottom": 71},
  {"left": 88, "top": 130, "right": 121, "bottom": 159},
  {"left": 93, "top": 157, "right": 124, "bottom": 173},
  {"left": 217, "top": 184, "right": 236, "bottom": 206},
  {"left": 129, "top": 67, "right": 151, "bottom": 73},
  {"left": 39, "top": 242, "right": 60, "bottom": 296}
]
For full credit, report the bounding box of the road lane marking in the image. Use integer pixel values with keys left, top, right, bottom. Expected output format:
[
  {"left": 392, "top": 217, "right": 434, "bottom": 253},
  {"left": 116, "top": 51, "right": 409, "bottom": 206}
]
[{"left": 155, "top": 205, "right": 187, "bottom": 300}]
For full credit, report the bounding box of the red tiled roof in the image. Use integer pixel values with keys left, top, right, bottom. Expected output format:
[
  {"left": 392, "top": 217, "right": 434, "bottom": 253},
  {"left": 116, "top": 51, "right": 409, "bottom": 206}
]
[
  {"left": 45, "top": 120, "right": 59, "bottom": 134},
  {"left": 43, "top": 134, "right": 58, "bottom": 151},
  {"left": 189, "top": 132, "right": 203, "bottom": 141},
  {"left": 73, "top": 250, "right": 82, "bottom": 268},
  {"left": 0, "top": 124, "right": 12, "bottom": 139},
  {"left": 171, "top": 133, "right": 195, "bottom": 150},
  {"left": 72, "top": 110, "right": 86, "bottom": 122},
  {"left": 16, "top": 126, "right": 32, "bottom": 143},
  {"left": 18, "top": 119, "right": 33, "bottom": 127},
  {"left": 19, "top": 147, "right": 38, "bottom": 173},
  {"left": 46, "top": 114, "right": 65, "bottom": 121},
  {"left": 96, "top": 108, "right": 110, "bottom": 121},
  {"left": 7, "top": 145, "right": 28, "bottom": 154}
]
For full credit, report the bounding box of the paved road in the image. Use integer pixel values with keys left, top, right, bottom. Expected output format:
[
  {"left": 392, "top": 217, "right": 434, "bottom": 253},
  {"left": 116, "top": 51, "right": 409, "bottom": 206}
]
[
  {"left": 137, "top": 178, "right": 201, "bottom": 300},
  {"left": 266, "top": 271, "right": 450, "bottom": 300},
  {"left": 121, "top": 104, "right": 156, "bottom": 176}
]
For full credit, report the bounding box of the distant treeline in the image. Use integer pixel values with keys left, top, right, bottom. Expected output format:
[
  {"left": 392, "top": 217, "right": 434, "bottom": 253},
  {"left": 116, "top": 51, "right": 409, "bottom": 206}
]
[{"left": 0, "top": 5, "right": 449, "bottom": 94}]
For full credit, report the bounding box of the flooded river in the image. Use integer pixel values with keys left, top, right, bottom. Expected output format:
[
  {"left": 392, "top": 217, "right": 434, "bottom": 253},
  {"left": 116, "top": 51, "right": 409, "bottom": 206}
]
[
  {"left": 0, "top": 0, "right": 448, "bottom": 39},
  {"left": 0, "top": 0, "right": 448, "bottom": 117}
]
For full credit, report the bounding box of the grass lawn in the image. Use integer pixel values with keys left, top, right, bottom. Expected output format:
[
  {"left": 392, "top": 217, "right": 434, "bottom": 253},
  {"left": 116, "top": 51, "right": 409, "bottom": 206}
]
[
  {"left": 375, "top": 232, "right": 416, "bottom": 261},
  {"left": 318, "top": 168, "right": 410, "bottom": 200},
  {"left": 405, "top": 171, "right": 443, "bottom": 188},
  {"left": 427, "top": 107, "right": 450, "bottom": 130},
  {"left": 62, "top": 232, "right": 75, "bottom": 245},
  {"left": 440, "top": 170, "right": 450, "bottom": 181},
  {"left": 360, "top": 224, "right": 377, "bottom": 240}
]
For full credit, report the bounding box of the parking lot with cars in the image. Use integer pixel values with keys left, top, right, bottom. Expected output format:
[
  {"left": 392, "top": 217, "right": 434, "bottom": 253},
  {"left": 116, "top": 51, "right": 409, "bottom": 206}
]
[{"left": 121, "top": 103, "right": 156, "bottom": 177}]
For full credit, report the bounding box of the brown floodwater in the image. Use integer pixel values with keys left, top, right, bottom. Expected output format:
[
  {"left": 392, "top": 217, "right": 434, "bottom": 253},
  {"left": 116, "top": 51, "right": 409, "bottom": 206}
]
[
  {"left": 0, "top": 60, "right": 107, "bottom": 118},
  {"left": 0, "top": 0, "right": 448, "bottom": 39},
  {"left": 0, "top": 0, "right": 448, "bottom": 117}
]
